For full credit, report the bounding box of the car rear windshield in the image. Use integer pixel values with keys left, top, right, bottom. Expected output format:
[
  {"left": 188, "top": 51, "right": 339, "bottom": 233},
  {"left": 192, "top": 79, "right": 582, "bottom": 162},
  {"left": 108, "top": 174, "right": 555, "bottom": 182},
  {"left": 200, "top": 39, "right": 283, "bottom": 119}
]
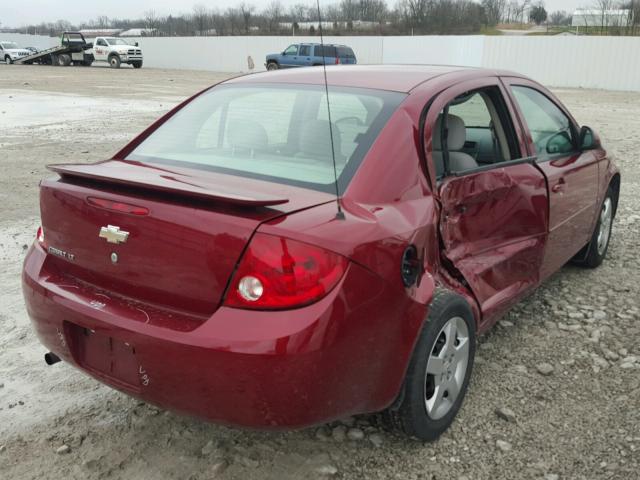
[
  {"left": 128, "top": 84, "right": 405, "bottom": 193},
  {"left": 337, "top": 47, "right": 355, "bottom": 58}
]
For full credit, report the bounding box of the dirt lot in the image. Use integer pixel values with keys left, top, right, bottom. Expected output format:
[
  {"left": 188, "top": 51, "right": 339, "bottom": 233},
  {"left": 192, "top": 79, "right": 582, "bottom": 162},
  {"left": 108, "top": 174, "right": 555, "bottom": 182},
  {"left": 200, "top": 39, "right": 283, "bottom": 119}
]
[{"left": 0, "top": 65, "right": 638, "bottom": 480}]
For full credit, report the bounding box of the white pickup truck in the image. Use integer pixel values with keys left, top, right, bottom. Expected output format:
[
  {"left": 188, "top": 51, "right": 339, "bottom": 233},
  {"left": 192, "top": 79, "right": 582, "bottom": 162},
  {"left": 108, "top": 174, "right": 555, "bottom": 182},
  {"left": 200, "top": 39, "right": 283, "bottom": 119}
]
[{"left": 91, "top": 37, "right": 143, "bottom": 69}]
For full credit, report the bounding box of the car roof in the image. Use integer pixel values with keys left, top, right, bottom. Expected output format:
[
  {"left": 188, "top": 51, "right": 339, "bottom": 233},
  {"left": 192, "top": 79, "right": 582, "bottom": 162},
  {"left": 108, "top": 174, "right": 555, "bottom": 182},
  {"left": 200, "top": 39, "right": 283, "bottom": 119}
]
[{"left": 226, "top": 65, "right": 523, "bottom": 94}]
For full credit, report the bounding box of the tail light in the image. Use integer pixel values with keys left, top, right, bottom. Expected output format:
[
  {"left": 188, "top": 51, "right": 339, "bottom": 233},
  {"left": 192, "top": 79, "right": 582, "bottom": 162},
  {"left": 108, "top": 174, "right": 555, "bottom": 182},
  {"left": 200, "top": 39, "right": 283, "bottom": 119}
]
[
  {"left": 224, "top": 233, "right": 348, "bottom": 310},
  {"left": 335, "top": 57, "right": 340, "bottom": 64},
  {"left": 37, "top": 226, "right": 46, "bottom": 246}
]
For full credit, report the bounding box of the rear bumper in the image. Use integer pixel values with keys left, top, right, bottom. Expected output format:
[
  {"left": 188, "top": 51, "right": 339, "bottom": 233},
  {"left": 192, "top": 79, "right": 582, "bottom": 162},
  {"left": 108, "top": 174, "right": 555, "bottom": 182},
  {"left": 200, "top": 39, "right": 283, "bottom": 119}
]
[{"left": 22, "top": 243, "right": 426, "bottom": 428}]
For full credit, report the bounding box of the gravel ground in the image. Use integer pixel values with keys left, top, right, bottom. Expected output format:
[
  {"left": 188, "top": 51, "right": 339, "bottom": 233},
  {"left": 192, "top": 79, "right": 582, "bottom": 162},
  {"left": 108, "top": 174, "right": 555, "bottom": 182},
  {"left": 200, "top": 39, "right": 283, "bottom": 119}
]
[{"left": 0, "top": 65, "right": 638, "bottom": 480}]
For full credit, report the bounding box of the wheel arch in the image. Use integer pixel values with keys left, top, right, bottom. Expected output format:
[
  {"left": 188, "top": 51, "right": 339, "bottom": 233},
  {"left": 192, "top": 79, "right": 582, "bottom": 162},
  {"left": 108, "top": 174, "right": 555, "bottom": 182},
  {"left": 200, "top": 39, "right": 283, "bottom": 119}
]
[{"left": 609, "top": 172, "right": 621, "bottom": 217}]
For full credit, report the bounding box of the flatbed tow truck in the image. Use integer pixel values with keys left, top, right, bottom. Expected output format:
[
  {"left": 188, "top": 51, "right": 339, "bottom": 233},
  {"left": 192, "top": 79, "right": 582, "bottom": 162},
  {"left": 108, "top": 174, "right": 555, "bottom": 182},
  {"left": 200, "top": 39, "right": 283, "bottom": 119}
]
[{"left": 14, "top": 32, "right": 94, "bottom": 67}]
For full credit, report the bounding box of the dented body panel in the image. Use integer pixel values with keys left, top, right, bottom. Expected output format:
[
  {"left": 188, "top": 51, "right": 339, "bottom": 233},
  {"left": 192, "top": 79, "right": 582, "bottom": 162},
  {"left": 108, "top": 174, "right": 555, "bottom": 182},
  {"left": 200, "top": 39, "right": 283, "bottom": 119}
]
[{"left": 22, "top": 65, "right": 619, "bottom": 428}]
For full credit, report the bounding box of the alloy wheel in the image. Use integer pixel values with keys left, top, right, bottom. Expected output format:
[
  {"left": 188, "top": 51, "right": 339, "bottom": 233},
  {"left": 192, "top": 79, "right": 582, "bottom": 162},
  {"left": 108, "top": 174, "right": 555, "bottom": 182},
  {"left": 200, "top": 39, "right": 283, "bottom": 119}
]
[
  {"left": 424, "top": 316, "right": 470, "bottom": 420},
  {"left": 597, "top": 197, "right": 613, "bottom": 256}
]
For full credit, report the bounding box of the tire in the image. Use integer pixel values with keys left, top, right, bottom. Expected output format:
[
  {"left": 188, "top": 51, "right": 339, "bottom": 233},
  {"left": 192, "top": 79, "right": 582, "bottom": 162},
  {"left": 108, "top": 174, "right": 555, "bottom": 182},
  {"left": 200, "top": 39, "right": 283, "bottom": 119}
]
[
  {"left": 132, "top": 61, "right": 143, "bottom": 69},
  {"left": 383, "top": 289, "right": 476, "bottom": 441},
  {"left": 573, "top": 186, "right": 615, "bottom": 268},
  {"left": 57, "top": 54, "right": 71, "bottom": 66},
  {"left": 82, "top": 60, "right": 93, "bottom": 67},
  {"left": 266, "top": 62, "right": 279, "bottom": 71},
  {"left": 5, "top": 55, "right": 13, "bottom": 64},
  {"left": 109, "top": 55, "right": 121, "bottom": 69}
]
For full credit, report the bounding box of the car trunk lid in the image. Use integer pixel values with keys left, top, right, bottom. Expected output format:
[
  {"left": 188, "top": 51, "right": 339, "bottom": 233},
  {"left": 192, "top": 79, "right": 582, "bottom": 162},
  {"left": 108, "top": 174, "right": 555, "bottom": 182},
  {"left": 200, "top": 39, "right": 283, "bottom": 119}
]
[{"left": 40, "top": 160, "right": 334, "bottom": 317}]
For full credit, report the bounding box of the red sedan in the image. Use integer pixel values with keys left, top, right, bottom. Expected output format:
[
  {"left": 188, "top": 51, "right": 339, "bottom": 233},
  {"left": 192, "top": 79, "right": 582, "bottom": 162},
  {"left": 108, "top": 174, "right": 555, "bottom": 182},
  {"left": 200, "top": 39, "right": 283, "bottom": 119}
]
[{"left": 22, "top": 65, "right": 619, "bottom": 441}]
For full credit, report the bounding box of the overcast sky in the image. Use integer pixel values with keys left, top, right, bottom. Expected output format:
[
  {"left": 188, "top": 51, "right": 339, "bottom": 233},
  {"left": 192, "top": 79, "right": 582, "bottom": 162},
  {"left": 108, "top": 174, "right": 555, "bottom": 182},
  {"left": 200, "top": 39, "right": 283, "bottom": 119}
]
[{"left": 1, "top": 0, "right": 593, "bottom": 29}]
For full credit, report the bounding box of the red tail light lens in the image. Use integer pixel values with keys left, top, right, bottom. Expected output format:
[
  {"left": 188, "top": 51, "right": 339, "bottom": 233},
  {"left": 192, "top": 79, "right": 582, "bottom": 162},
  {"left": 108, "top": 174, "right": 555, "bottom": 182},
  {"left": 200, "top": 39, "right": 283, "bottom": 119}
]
[
  {"left": 335, "top": 57, "right": 340, "bottom": 64},
  {"left": 224, "top": 233, "right": 348, "bottom": 310},
  {"left": 37, "top": 226, "right": 45, "bottom": 246}
]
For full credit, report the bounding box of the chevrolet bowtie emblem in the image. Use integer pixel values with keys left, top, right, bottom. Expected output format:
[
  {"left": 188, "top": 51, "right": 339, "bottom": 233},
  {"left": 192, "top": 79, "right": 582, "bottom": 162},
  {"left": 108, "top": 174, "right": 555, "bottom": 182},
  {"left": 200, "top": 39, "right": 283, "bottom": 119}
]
[{"left": 99, "top": 225, "right": 129, "bottom": 244}]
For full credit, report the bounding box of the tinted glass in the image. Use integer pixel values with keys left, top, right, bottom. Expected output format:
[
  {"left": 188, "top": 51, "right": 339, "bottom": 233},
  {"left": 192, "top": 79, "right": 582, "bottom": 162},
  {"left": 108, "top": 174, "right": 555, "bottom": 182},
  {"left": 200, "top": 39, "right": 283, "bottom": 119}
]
[
  {"left": 128, "top": 85, "right": 405, "bottom": 193},
  {"left": 337, "top": 47, "right": 355, "bottom": 58},
  {"left": 299, "top": 45, "right": 311, "bottom": 56},
  {"left": 511, "top": 86, "right": 574, "bottom": 155},
  {"left": 315, "top": 45, "right": 337, "bottom": 57}
]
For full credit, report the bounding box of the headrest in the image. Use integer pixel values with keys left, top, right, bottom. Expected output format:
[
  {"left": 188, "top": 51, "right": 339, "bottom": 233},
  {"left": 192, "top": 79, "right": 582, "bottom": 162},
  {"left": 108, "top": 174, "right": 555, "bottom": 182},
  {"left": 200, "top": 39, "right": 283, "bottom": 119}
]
[
  {"left": 227, "top": 119, "right": 268, "bottom": 151},
  {"left": 433, "top": 114, "right": 466, "bottom": 151},
  {"left": 299, "top": 119, "right": 341, "bottom": 161}
]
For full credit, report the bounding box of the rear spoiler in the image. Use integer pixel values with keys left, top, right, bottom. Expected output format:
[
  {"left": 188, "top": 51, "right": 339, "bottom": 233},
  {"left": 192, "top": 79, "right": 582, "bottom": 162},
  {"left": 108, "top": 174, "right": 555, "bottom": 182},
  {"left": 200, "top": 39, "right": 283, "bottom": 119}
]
[{"left": 47, "top": 160, "right": 290, "bottom": 207}]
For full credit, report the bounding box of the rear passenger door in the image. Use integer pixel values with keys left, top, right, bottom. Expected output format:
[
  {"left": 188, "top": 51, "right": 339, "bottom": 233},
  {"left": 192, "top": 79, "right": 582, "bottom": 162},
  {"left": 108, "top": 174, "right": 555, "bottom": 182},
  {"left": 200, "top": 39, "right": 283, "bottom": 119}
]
[
  {"left": 424, "top": 78, "right": 549, "bottom": 327},
  {"left": 295, "top": 45, "right": 312, "bottom": 66},
  {"left": 502, "top": 78, "right": 599, "bottom": 280}
]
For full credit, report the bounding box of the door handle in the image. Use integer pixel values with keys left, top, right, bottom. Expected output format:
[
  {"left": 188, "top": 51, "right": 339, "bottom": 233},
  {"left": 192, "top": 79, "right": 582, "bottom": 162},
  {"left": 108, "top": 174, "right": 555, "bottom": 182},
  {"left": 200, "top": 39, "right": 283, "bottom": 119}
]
[{"left": 552, "top": 178, "right": 566, "bottom": 193}]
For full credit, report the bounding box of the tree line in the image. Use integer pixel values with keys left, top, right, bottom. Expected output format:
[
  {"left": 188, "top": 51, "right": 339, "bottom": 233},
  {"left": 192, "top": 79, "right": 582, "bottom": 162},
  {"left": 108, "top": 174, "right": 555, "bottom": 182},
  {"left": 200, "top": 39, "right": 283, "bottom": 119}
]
[{"left": 9, "top": 0, "right": 640, "bottom": 37}]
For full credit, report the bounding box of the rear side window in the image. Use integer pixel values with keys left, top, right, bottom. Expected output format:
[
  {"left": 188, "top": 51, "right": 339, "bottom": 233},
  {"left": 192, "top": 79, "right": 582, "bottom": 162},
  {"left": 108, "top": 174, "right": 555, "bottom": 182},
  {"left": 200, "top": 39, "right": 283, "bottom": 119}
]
[
  {"left": 511, "top": 86, "right": 574, "bottom": 156},
  {"left": 128, "top": 85, "right": 405, "bottom": 193},
  {"left": 337, "top": 47, "right": 355, "bottom": 58},
  {"left": 315, "top": 45, "right": 337, "bottom": 57},
  {"left": 299, "top": 45, "right": 311, "bottom": 56}
]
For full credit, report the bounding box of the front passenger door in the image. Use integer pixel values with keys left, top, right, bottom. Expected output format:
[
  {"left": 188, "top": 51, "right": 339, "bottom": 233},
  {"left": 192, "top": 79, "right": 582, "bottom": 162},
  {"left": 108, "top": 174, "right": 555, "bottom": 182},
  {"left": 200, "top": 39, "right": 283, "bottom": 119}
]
[
  {"left": 280, "top": 45, "right": 299, "bottom": 68},
  {"left": 504, "top": 78, "right": 599, "bottom": 280},
  {"left": 425, "top": 79, "right": 550, "bottom": 327}
]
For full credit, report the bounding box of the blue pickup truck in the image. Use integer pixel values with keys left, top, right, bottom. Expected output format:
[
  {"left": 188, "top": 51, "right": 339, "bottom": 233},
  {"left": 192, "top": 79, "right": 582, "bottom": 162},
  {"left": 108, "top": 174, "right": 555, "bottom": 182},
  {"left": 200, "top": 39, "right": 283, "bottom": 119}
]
[{"left": 265, "top": 43, "right": 357, "bottom": 70}]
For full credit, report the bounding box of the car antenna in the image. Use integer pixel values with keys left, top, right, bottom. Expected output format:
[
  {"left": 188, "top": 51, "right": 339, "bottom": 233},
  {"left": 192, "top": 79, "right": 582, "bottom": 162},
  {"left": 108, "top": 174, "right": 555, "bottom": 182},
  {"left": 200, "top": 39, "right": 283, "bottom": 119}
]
[{"left": 316, "top": 0, "right": 345, "bottom": 220}]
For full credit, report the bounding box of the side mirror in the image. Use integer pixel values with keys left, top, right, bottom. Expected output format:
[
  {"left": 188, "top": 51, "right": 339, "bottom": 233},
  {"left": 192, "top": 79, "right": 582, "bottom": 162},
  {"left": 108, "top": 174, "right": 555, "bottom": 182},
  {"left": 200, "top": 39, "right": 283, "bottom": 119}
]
[{"left": 579, "top": 125, "right": 600, "bottom": 150}]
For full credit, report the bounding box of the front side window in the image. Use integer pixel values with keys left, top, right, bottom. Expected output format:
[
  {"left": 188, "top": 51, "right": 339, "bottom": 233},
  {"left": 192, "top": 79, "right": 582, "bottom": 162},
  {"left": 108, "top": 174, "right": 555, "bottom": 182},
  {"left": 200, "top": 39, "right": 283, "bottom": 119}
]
[
  {"left": 96, "top": 39, "right": 107, "bottom": 46},
  {"left": 128, "top": 85, "right": 405, "bottom": 193},
  {"left": 283, "top": 45, "right": 298, "bottom": 55},
  {"left": 511, "top": 86, "right": 574, "bottom": 156},
  {"left": 431, "top": 87, "right": 520, "bottom": 177}
]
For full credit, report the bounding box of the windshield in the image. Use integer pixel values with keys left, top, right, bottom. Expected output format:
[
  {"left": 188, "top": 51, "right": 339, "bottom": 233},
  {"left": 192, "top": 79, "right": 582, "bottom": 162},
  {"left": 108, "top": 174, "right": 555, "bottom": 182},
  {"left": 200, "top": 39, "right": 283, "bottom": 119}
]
[
  {"left": 128, "top": 84, "right": 404, "bottom": 193},
  {"left": 105, "top": 38, "right": 131, "bottom": 45},
  {"left": 1, "top": 42, "right": 19, "bottom": 49}
]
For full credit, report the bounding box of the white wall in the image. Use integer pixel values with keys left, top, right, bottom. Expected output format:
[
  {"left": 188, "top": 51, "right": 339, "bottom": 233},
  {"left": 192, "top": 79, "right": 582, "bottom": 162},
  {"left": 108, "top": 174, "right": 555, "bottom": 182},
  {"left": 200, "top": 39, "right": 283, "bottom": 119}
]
[
  {"left": 6, "top": 34, "right": 640, "bottom": 91},
  {"left": 482, "top": 36, "right": 640, "bottom": 91},
  {"left": 0, "top": 33, "right": 58, "bottom": 50},
  {"left": 381, "top": 36, "right": 485, "bottom": 67}
]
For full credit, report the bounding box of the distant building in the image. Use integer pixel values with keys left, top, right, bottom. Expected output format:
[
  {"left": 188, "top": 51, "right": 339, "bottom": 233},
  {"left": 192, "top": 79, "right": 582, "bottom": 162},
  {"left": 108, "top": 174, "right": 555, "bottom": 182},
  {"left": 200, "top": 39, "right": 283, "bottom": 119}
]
[
  {"left": 278, "top": 20, "right": 382, "bottom": 31},
  {"left": 571, "top": 9, "right": 631, "bottom": 28},
  {"left": 119, "top": 28, "right": 156, "bottom": 37},
  {"left": 79, "top": 29, "right": 122, "bottom": 38}
]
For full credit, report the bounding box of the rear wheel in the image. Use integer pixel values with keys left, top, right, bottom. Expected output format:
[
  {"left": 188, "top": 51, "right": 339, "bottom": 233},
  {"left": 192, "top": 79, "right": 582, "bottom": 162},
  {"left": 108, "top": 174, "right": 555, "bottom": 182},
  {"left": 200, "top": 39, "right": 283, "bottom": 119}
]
[
  {"left": 573, "top": 186, "right": 615, "bottom": 268},
  {"left": 57, "top": 54, "right": 71, "bottom": 66},
  {"left": 109, "top": 55, "right": 121, "bottom": 69},
  {"left": 383, "top": 290, "right": 476, "bottom": 441},
  {"left": 266, "top": 62, "right": 278, "bottom": 71}
]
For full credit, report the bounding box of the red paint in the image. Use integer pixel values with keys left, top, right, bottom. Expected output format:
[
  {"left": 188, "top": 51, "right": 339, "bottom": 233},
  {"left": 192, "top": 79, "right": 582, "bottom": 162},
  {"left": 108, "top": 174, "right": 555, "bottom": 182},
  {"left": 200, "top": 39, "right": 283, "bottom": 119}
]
[{"left": 22, "top": 66, "right": 619, "bottom": 428}]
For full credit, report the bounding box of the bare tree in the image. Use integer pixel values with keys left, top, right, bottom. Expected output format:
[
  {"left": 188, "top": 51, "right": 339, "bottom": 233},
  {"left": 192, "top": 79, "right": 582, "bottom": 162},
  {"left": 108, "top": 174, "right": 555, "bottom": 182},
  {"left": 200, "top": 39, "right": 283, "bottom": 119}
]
[
  {"left": 192, "top": 4, "right": 210, "bottom": 35},
  {"left": 264, "top": 1, "right": 283, "bottom": 33},
  {"left": 239, "top": 3, "right": 255, "bottom": 34},
  {"left": 144, "top": 10, "right": 161, "bottom": 35}
]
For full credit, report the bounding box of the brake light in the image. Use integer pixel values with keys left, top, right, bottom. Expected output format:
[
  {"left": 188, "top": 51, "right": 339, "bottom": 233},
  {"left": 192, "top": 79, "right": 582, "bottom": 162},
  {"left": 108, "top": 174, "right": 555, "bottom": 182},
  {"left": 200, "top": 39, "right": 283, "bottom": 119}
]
[
  {"left": 335, "top": 57, "right": 340, "bottom": 64},
  {"left": 37, "top": 226, "right": 45, "bottom": 245},
  {"left": 36, "top": 226, "right": 45, "bottom": 248},
  {"left": 87, "top": 197, "right": 149, "bottom": 216},
  {"left": 224, "top": 233, "right": 348, "bottom": 310}
]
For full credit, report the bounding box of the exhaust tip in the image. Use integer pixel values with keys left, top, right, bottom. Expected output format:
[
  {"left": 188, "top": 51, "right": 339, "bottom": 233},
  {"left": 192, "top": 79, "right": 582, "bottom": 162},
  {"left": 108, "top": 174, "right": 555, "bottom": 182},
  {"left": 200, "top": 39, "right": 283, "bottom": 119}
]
[{"left": 44, "top": 352, "right": 61, "bottom": 365}]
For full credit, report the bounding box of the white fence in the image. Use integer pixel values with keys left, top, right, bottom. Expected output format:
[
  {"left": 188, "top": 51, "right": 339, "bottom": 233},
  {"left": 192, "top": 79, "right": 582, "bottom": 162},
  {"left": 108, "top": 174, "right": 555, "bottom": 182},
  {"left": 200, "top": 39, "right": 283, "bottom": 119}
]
[{"left": 5, "top": 33, "right": 640, "bottom": 91}]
